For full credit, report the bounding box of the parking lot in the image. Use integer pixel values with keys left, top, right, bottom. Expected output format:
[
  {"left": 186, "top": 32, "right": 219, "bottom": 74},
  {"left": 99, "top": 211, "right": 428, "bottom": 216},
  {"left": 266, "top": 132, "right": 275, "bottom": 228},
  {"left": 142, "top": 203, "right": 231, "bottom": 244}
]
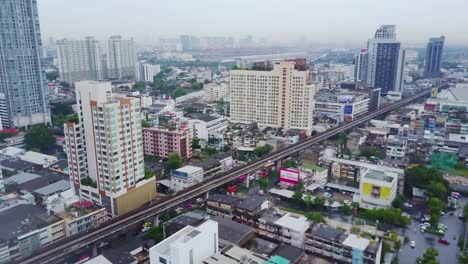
[{"left": 399, "top": 198, "right": 466, "bottom": 264}]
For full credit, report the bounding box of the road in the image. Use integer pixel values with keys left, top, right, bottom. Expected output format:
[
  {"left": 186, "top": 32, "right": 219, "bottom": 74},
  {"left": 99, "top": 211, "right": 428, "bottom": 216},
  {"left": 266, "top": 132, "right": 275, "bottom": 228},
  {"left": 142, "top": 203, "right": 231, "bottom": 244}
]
[
  {"left": 399, "top": 198, "right": 466, "bottom": 264},
  {"left": 17, "top": 85, "right": 445, "bottom": 264}
]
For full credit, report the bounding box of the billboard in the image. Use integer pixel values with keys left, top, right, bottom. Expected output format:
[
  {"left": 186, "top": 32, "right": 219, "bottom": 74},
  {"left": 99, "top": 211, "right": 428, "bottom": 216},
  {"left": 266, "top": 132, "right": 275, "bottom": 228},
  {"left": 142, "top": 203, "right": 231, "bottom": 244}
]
[
  {"left": 344, "top": 105, "right": 353, "bottom": 116},
  {"left": 279, "top": 168, "right": 300, "bottom": 185}
]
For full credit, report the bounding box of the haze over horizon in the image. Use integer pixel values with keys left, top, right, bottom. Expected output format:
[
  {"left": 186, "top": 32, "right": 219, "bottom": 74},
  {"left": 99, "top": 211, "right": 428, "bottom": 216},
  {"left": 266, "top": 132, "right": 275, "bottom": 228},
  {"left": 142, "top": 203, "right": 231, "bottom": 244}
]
[{"left": 39, "top": 0, "right": 468, "bottom": 47}]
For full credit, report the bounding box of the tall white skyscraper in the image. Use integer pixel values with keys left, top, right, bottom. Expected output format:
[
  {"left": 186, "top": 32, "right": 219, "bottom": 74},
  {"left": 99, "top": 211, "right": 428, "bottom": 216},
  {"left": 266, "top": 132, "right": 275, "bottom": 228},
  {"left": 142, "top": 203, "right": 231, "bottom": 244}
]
[
  {"left": 56, "top": 37, "right": 103, "bottom": 83},
  {"left": 365, "top": 25, "right": 405, "bottom": 94},
  {"left": 106, "top": 36, "right": 137, "bottom": 79},
  {"left": 230, "top": 61, "right": 318, "bottom": 134},
  {"left": 0, "top": 0, "right": 51, "bottom": 128},
  {"left": 64, "top": 81, "right": 154, "bottom": 216},
  {"left": 136, "top": 61, "right": 161, "bottom": 82}
]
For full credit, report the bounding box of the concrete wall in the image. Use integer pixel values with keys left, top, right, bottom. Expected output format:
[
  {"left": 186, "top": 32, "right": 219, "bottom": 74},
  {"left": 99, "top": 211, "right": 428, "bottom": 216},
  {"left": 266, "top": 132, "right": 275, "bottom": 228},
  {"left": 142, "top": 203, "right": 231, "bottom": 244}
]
[{"left": 116, "top": 178, "right": 156, "bottom": 216}]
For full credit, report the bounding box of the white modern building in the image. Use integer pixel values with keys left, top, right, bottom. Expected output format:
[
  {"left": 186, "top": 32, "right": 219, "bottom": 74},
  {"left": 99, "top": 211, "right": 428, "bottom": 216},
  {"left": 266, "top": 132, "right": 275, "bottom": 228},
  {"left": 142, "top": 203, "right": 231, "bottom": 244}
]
[
  {"left": 63, "top": 81, "right": 155, "bottom": 217},
  {"left": 149, "top": 220, "right": 218, "bottom": 264},
  {"left": 0, "top": 93, "right": 9, "bottom": 129},
  {"left": 56, "top": 37, "right": 103, "bottom": 83},
  {"left": 314, "top": 89, "right": 370, "bottom": 123},
  {"left": 359, "top": 169, "right": 398, "bottom": 209},
  {"left": 274, "top": 213, "right": 310, "bottom": 248},
  {"left": 190, "top": 114, "right": 229, "bottom": 143},
  {"left": 204, "top": 83, "right": 229, "bottom": 102},
  {"left": 230, "top": 61, "right": 319, "bottom": 134},
  {"left": 136, "top": 61, "right": 161, "bottom": 82},
  {"left": 171, "top": 165, "right": 204, "bottom": 192},
  {"left": 106, "top": 36, "right": 137, "bottom": 79}
]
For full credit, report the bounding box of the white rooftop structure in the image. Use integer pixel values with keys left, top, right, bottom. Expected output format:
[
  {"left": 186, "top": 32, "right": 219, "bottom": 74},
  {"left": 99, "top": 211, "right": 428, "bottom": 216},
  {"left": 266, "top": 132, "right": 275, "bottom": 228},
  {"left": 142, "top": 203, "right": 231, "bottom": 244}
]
[
  {"left": 175, "top": 165, "right": 203, "bottom": 174},
  {"left": 275, "top": 213, "right": 309, "bottom": 230},
  {"left": 34, "top": 180, "right": 71, "bottom": 197},
  {"left": 4, "top": 172, "right": 41, "bottom": 185},
  {"left": 342, "top": 234, "right": 370, "bottom": 251},
  {"left": 83, "top": 255, "right": 113, "bottom": 264},
  {"left": 20, "top": 151, "right": 58, "bottom": 167},
  {"left": 330, "top": 158, "right": 404, "bottom": 175},
  {"left": 268, "top": 188, "right": 294, "bottom": 199},
  {"left": 0, "top": 146, "right": 24, "bottom": 157}
]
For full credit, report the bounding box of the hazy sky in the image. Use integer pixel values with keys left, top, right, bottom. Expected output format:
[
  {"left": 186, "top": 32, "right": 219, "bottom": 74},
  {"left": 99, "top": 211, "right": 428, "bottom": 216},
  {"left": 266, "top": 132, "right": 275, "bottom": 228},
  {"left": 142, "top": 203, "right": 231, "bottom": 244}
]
[{"left": 38, "top": 0, "right": 468, "bottom": 47}]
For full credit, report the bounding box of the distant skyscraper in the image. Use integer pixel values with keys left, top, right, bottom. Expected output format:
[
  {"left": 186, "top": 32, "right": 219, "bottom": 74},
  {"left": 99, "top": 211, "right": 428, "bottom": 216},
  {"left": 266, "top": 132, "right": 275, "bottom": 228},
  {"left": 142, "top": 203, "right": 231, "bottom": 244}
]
[
  {"left": 423, "top": 36, "right": 445, "bottom": 79},
  {"left": 230, "top": 61, "right": 318, "bottom": 133},
  {"left": 179, "top": 35, "right": 201, "bottom": 51},
  {"left": 136, "top": 61, "right": 160, "bottom": 82},
  {"left": 56, "top": 37, "right": 103, "bottom": 83},
  {"left": 106, "top": 36, "right": 137, "bottom": 79},
  {"left": 0, "top": 0, "right": 51, "bottom": 128},
  {"left": 365, "top": 25, "right": 405, "bottom": 94},
  {"left": 354, "top": 48, "right": 368, "bottom": 82},
  {"left": 64, "top": 81, "right": 154, "bottom": 216}
]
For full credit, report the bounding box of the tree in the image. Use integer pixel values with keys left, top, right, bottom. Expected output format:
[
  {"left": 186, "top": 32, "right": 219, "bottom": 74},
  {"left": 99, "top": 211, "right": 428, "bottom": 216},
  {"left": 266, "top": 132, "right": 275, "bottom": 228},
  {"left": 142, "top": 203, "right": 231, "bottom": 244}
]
[
  {"left": 142, "top": 225, "right": 164, "bottom": 244},
  {"left": 427, "top": 197, "right": 444, "bottom": 226},
  {"left": 306, "top": 212, "right": 326, "bottom": 224},
  {"left": 172, "top": 86, "right": 186, "bottom": 98},
  {"left": 340, "top": 204, "right": 352, "bottom": 216},
  {"left": 284, "top": 160, "right": 296, "bottom": 168},
  {"left": 24, "top": 125, "right": 55, "bottom": 151},
  {"left": 142, "top": 121, "right": 152, "bottom": 128},
  {"left": 253, "top": 145, "right": 273, "bottom": 157},
  {"left": 144, "top": 168, "right": 155, "bottom": 180},
  {"left": 293, "top": 180, "right": 304, "bottom": 204},
  {"left": 337, "top": 132, "right": 346, "bottom": 151},
  {"left": 311, "top": 130, "right": 318, "bottom": 136},
  {"left": 133, "top": 82, "right": 146, "bottom": 92},
  {"left": 415, "top": 248, "right": 439, "bottom": 264},
  {"left": 304, "top": 193, "right": 314, "bottom": 207},
  {"left": 46, "top": 71, "right": 59, "bottom": 81},
  {"left": 166, "top": 152, "right": 182, "bottom": 170},
  {"left": 392, "top": 194, "right": 406, "bottom": 209},
  {"left": 192, "top": 137, "right": 201, "bottom": 149},
  {"left": 342, "top": 147, "right": 352, "bottom": 157},
  {"left": 313, "top": 197, "right": 326, "bottom": 209},
  {"left": 404, "top": 165, "right": 448, "bottom": 197},
  {"left": 258, "top": 177, "right": 269, "bottom": 190},
  {"left": 426, "top": 181, "right": 447, "bottom": 200}
]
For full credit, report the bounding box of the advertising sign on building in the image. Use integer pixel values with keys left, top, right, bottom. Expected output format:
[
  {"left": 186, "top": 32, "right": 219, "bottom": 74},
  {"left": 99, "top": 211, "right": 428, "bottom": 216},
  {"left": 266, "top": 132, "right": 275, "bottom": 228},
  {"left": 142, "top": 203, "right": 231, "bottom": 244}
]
[
  {"left": 344, "top": 105, "right": 353, "bottom": 116},
  {"left": 279, "top": 168, "right": 300, "bottom": 185}
]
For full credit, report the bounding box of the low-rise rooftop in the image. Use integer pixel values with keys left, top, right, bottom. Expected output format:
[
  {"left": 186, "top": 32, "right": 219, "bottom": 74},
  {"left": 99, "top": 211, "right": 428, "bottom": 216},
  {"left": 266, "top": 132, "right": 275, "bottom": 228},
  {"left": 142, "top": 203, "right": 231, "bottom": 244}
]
[
  {"left": 34, "top": 180, "right": 70, "bottom": 197},
  {"left": 211, "top": 216, "right": 255, "bottom": 246},
  {"left": 363, "top": 170, "right": 395, "bottom": 183},
  {"left": 208, "top": 194, "right": 241, "bottom": 205},
  {"left": 236, "top": 195, "right": 266, "bottom": 212}
]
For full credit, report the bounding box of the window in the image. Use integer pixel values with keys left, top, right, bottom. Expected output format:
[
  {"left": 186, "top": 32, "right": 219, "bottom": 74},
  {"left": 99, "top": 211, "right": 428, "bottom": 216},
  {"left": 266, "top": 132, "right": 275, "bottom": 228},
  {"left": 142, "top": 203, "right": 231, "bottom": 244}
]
[{"left": 159, "top": 257, "right": 167, "bottom": 264}]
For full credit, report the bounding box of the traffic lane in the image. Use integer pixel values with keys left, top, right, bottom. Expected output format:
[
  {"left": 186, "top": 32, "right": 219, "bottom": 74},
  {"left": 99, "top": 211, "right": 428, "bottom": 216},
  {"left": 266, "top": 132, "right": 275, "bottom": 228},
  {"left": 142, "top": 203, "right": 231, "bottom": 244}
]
[
  {"left": 100, "top": 232, "right": 153, "bottom": 264},
  {"left": 435, "top": 213, "right": 462, "bottom": 264}
]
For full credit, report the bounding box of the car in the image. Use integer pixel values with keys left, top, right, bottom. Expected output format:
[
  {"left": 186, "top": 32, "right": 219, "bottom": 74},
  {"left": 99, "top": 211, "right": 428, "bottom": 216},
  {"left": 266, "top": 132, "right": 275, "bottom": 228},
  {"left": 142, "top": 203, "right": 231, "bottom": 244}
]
[
  {"left": 402, "top": 212, "right": 409, "bottom": 217},
  {"left": 440, "top": 211, "right": 445, "bottom": 216},
  {"left": 141, "top": 226, "right": 151, "bottom": 232},
  {"left": 421, "top": 223, "right": 430, "bottom": 227},
  {"left": 410, "top": 241, "right": 416, "bottom": 248},
  {"left": 344, "top": 200, "right": 351, "bottom": 205},
  {"left": 403, "top": 202, "right": 413, "bottom": 208},
  {"left": 438, "top": 238, "right": 450, "bottom": 245},
  {"left": 143, "top": 222, "right": 152, "bottom": 228},
  {"left": 186, "top": 202, "right": 194, "bottom": 208},
  {"left": 437, "top": 229, "right": 445, "bottom": 234},
  {"left": 175, "top": 207, "right": 183, "bottom": 213},
  {"left": 324, "top": 192, "right": 332, "bottom": 198},
  {"left": 196, "top": 198, "right": 205, "bottom": 204}
]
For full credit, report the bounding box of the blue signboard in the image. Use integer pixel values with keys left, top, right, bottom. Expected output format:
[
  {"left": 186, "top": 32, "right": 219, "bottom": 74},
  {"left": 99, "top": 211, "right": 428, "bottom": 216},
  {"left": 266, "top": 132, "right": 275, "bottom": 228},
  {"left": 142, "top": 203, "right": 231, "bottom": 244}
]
[{"left": 344, "top": 105, "right": 353, "bottom": 115}]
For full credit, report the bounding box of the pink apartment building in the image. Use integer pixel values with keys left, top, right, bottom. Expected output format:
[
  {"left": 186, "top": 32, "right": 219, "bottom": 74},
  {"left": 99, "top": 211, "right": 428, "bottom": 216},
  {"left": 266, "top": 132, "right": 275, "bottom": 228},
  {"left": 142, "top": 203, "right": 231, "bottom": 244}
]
[{"left": 142, "top": 123, "right": 193, "bottom": 160}]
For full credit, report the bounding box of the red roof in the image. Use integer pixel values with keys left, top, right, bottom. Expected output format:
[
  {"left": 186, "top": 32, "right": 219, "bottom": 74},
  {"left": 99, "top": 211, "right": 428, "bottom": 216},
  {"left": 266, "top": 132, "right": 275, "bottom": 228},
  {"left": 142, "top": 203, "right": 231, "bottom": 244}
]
[
  {"left": 0, "top": 128, "right": 20, "bottom": 135},
  {"left": 72, "top": 200, "right": 93, "bottom": 208}
]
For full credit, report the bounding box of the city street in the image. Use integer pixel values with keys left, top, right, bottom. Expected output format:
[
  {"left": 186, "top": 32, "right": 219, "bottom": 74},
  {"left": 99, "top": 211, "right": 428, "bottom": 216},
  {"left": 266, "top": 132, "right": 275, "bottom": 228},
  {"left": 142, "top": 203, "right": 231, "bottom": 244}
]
[{"left": 399, "top": 198, "right": 466, "bottom": 264}]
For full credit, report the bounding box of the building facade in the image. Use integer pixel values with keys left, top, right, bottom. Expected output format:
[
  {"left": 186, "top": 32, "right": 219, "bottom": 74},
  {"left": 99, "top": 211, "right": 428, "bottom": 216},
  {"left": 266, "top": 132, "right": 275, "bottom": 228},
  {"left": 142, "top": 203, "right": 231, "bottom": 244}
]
[
  {"left": 136, "top": 61, "right": 161, "bottom": 82},
  {"left": 56, "top": 37, "right": 103, "bottom": 83},
  {"left": 359, "top": 170, "right": 398, "bottom": 209},
  {"left": 423, "top": 36, "right": 445, "bottom": 79},
  {"left": 64, "top": 81, "right": 153, "bottom": 217},
  {"left": 0, "top": 93, "right": 9, "bottom": 129},
  {"left": 0, "top": 0, "right": 51, "bottom": 128},
  {"left": 142, "top": 122, "right": 193, "bottom": 160},
  {"left": 365, "top": 25, "right": 405, "bottom": 94},
  {"left": 171, "top": 165, "right": 204, "bottom": 192},
  {"left": 314, "top": 89, "right": 370, "bottom": 123},
  {"left": 149, "top": 220, "right": 218, "bottom": 264},
  {"left": 106, "top": 36, "right": 137, "bottom": 79},
  {"left": 230, "top": 61, "right": 318, "bottom": 133}
]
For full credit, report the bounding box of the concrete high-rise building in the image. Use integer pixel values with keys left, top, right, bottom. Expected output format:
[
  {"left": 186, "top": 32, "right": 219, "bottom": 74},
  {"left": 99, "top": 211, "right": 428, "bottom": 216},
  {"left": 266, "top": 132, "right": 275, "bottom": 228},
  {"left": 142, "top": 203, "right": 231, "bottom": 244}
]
[
  {"left": 136, "top": 61, "right": 160, "bottom": 82},
  {"left": 365, "top": 25, "right": 405, "bottom": 94},
  {"left": 230, "top": 61, "right": 318, "bottom": 133},
  {"left": 106, "top": 36, "right": 137, "bottom": 79},
  {"left": 423, "top": 36, "right": 445, "bottom": 79},
  {"left": 179, "top": 35, "right": 201, "bottom": 51},
  {"left": 64, "top": 81, "right": 154, "bottom": 217},
  {"left": 0, "top": 93, "right": 9, "bottom": 129},
  {"left": 56, "top": 37, "right": 103, "bottom": 83},
  {"left": 354, "top": 48, "right": 368, "bottom": 82},
  {"left": 0, "top": 0, "right": 51, "bottom": 128}
]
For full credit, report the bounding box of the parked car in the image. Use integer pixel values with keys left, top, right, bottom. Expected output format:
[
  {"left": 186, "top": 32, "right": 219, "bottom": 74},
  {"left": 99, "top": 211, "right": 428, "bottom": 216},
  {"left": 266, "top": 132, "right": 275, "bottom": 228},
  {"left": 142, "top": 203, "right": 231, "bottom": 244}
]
[
  {"left": 403, "top": 202, "right": 413, "bottom": 208},
  {"left": 324, "top": 192, "right": 332, "bottom": 198},
  {"left": 438, "top": 238, "right": 450, "bottom": 245},
  {"left": 196, "top": 198, "right": 205, "bottom": 204},
  {"left": 141, "top": 226, "right": 151, "bottom": 232},
  {"left": 410, "top": 241, "right": 416, "bottom": 248}
]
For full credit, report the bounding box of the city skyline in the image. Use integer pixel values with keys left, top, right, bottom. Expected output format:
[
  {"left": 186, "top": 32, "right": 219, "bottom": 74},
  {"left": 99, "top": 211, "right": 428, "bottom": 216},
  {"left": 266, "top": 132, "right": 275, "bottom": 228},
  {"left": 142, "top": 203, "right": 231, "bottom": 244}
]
[{"left": 37, "top": 0, "right": 468, "bottom": 46}]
